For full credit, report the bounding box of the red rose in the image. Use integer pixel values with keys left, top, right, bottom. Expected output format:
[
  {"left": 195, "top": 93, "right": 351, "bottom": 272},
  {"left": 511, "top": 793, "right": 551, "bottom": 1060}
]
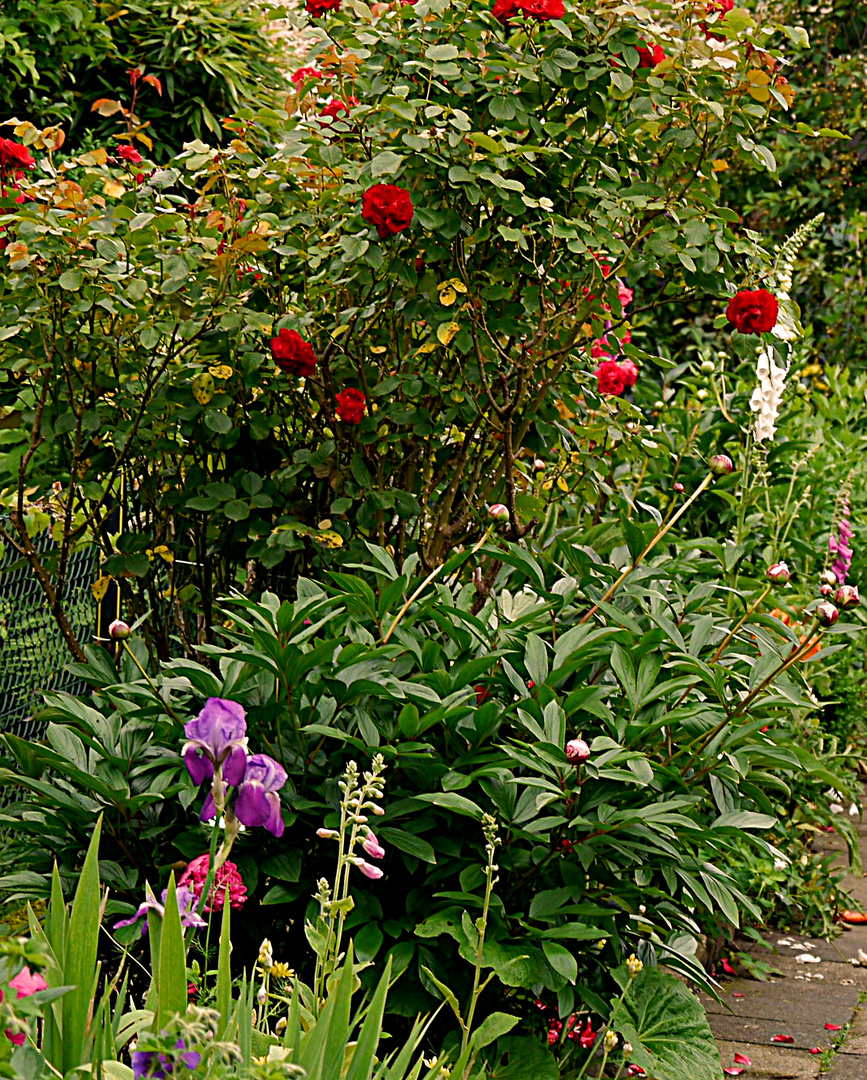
[
  {"left": 306, "top": 0, "right": 341, "bottom": 15},
  {"left": 362, "top": 184, "right": 414, "bottom": 239},
  {"left": 117, "top": 144, "right": 143, "bottom": 164},
  {"left": 492, "top": 0, "right": 562, "bottom": 21},
  {"left": 292, "top": 66, "right": 324, "bottom": 84},
  {"left": 335, "top": 387, "right": 366, "bottom": 424},
  {"left": 637, "top": 41, "right": 665, "bottom": 68},
  {"left": 620, "top": 358, "right": 639, "bottom": 388},
  {"left": 0, "top": 139, "right": 34, "bottom": 172},
  {"left": 595, "top": 360, "right": 628, "bottom": 396},
  {"left": 700, "top": 0, "right": 734, "bottom": 41},
  {"left": 318, "top": 97, "right": 359, "bottom": 127},
  {"left": 726, "top": 289, "right": 779, "bottom": 334},
  {"left": 271, "top": 328, "right": 318, "bottom": 376}
]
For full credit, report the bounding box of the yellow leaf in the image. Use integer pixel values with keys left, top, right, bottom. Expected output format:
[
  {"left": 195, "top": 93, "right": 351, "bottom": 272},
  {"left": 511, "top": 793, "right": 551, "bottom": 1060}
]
[
  {"left": 556, "top": 476, "right": 569, "bottom": 492},
  {"left": 437, "top": 278, "right": 467, "bottom": 307},
  {"left": 147, "top": 545, "right": 174, "bottom": 563},
  {"left": 711, "top": 159, "right": 729, "bottom": 172},
  {"left": 437, "top": 322, "right": 460, "bottom": 346},
  {"left": 313, "top": 529, "right": 344, "bottom": 548},
  {"left": 414, "top": 341, "right": 438, "bottom": 355},
  {"left": 555, "top": 399, "right": 575, "bottom": 421},
  {"left": 135, "top": 130, "right": 154, "bottom": 151},
  {"left": 317, "top": 519, "right": 333, "bottom": 530},
  {"left": 209, "top": 364, "right": 234, "bottom": 380},
  {"left": 91, "top": 98, "right": 124, "bottom": 118},
  {"left": 370, "top": 346, "right": 387, "bottom": 355},
  {"left": 104, "top": 180, "right": 126, "bottom": 198},
  {"left": 192, "top": 372, "right": 215, "bottom": 404},
  {"left": 92, "top": 574, "right": 112, "bottom": 601},
  {"left": 439, "top": 287, "right": 456, "bottom": 307}
]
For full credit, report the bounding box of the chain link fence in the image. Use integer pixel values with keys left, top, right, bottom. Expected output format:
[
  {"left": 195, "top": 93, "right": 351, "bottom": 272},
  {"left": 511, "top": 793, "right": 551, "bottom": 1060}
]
[{"left": 0, "top": 520, "right": 95, "bottom": 741}]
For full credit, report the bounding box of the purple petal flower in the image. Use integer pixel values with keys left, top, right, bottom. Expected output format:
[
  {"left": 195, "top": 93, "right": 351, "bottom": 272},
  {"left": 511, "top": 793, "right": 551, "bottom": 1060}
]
[
  {"left": 113, "top": 882, "right": 207, "bottom": 936},
  {"left": 133, "top": 1040, "right": 200, "bottom": 1078},
  {"left": 357, "top": 859, "right": 384, "bottom": 880},
  {"left": 234, "top": 754, "right": 287, "bottom": 837},
  {"left": 182, "top": 698, "right": 248, "bottom": 786},
  {"left": 362, "top": 831, "right": 385, "bottom": 859}
]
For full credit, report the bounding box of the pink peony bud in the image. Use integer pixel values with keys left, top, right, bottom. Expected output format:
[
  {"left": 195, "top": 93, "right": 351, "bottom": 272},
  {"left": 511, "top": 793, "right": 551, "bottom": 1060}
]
[
  {"left": 673, "top": 482, "right": 685, "bottom": 493},
  {"left": 357, "top": 859, "right": 384, "bottom": 880},
  {"left": 108, "top": 619, "right": 131, "bottom": 640},
  {"left": 835, "top": 584, "right": 860, "bottom": 609},
  {"left": 766, "top": 562, "right": 790, "bottom": 584},
  {"left": 820, "top": 584, "right": 832, "bottom": 596},
  {"left": 709, "top": 454, "right": 733, "bottom": 475},
  {"left": 815, "top": 601, "right": 839, "bottom": 627},
  {"left": 488, "top": 503, "right": 509, "bottom": 523},
  {"left": 565, "top": 738, "right": 591, "bottom": 764},
  {"left": 362, "top": 830, "right": 385, "bottom": 859},
  {"left": 820, "top": 569, "right": 838, "bottom": 586}
]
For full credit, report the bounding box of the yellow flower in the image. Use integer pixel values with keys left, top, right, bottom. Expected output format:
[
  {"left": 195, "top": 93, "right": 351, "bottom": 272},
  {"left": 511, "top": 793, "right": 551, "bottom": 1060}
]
[{"left": 270, "top": 962, "right": 296, "bottom": 979}]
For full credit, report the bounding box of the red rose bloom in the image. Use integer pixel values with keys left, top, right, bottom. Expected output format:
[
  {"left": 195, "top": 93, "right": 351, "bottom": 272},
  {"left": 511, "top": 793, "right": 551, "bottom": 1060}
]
[
  {"left": 306, "top": 0, "right": 341, "bottom": 15},
  {"left": 362, "top": 184, "right": 414, "bottom": 239},
  {"left": 620, "top": 358, "right": 639, "bottom": 389},
  {"left": 0, "top": 139, "right": 34, "bottom": 172},
  {"left": 595, "top": 360, "right": 629, "bottom": 397},
  {"left": 292, "top": 66, "right": 324, "bottom": 84},
  {"left": 335, "top": 387, "right": 366, "bottom": 424},
  {"left": 271, "top": 328, "right": 318, "bottom": 376},
  {"left": 318, "top": 97, "right": 359, "bottom": 126},
  {"left": 700, "top": 0, "right": 734, "bottom": 41},
  {"left": 117, "top": 144, "right": 143, "bottom": 164},
  {"left": 492, "top": 0, "right": 563, "bottom": 21},
  {"left": 637, "top": 41, "right": 665, "bottom": 68},
  {"left": 726, "top": 289, "right": 779, "bottom": 334}
]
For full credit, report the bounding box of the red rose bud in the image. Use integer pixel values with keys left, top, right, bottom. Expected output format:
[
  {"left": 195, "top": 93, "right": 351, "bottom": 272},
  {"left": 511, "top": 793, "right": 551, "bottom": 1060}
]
[
  {"left": 815, "top": 601, "right": 839, "bottom": 627},
  {"left": 362, "top": 184, "right": 414, "bottom": 239},
  {"left": 271, "top": 328, "right": 318, "bottom": 377},
  {"left": 835, "top": 584, "right": 860, "bottom": 609},
  {"left": 673, "top": 482, "right": 685, "bottom": 493},
  {"left": 109, "top": 619, "right": 131, "bottom": 640},
  {"left": 306, "top": 0, "right": 341, "bottom": 14},
  {"left": 636, "top": 41, "right": 665, "bottom": 68},
  {"left": 565, "top": 738, "right": 591, "bottom": 764},
  {"left": 766, "top": 562, "right": 790, "bottom": 584},
  {"left": 820, "top": 584, "right": 832, "bottom": 596},
  {"left": 709, "top": 454, "right": 734, "bottom": 475},
  {"left": 820, "top": 569, "right": 838, "bottom": 586},
  {"left": 488, "top": 503, "right": 509, "bottom": 523},
  {"left": 726, "top": 289, "right": 779, "bottom": 335}
]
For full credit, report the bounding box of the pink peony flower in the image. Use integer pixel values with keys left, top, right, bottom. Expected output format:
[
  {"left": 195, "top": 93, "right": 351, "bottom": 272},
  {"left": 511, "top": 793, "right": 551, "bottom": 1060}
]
[{"left": 178, "top": 854, "right": 248, "bottom": 912}]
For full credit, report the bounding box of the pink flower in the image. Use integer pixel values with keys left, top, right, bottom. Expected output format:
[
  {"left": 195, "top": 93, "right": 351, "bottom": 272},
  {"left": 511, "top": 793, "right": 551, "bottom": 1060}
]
[
  {"left": 3, "top": 967, "right": 48, "bottom": 1045},
  {"left": 292, "top": 66, "right": 324, "bottom": 84},
  {"left": 618, "top": 283, "right": 634, "bottom": 308},
  {"left": 177, "top": 853, "right": 248, "bottom": 911},
  {"left": 595, "top": 359, "right": 628, "bottom": 396},
  {"left": 362, "top": 830, "right": 386, "bottom": 859},
  {"left": 357, "top": 859, "right": 384, "bottom": 880},
  {"left": 620, "top": 358, "right": 639, "bottom": 388},
  {"left": 565, "top": 738, "right": 590, "bottom": 764},
  {"left": 117, "top": 144, "right": 143, "bottom": 164}
]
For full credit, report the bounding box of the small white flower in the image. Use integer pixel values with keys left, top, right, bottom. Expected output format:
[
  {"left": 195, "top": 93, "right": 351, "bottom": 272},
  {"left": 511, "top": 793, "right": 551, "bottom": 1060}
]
[
  {"left": 830, "top": 802, "right": 845, "bottom": 815},
  {"left": 774, "top": 857, "right": 787, "bottom": 871},
  {"left": 850, "top": 804, "right": 860, "bottom": 817}
]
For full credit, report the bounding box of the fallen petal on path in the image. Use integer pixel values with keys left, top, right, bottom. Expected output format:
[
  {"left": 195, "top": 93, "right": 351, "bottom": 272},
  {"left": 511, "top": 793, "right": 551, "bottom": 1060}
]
[
  {"left": 795, "top": 953, "right": 821, "bottom": 963},
  {"left": 723, "top": 1070, "right": 744, "bottom": 1077},
  {"left": 825, "top": 1023, "right": 843, "bottom": 1030},
  {"left": 771, "top": 1034, "right": 794, "bottom": 1043},
  {"left": 734, "top": 1053, "right": 752, "bottom": 1065},
  {"left": 841, "top": 910, "right": 867, "bottom": 924},
  {"left": 808, "top": 1048, "right": 822, "bottom": 1055}
]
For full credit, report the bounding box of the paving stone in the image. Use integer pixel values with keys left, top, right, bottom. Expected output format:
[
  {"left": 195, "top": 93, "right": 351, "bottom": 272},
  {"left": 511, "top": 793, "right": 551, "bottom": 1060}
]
[
  {"left": 700, "top": 972, "right": 862, "bottom": 1023},
  {"left": 715, "top": 1040, "right": 819, "bottom": 1079},
  {"left": 709, "top": 1011, "right": 838, "bottom": 1051},
  {"left": 825, "top": 1052, "right": 867, "bottom": 1079},
  {"left": 734, "top": 928, "right": 867, "bottom": 966}
]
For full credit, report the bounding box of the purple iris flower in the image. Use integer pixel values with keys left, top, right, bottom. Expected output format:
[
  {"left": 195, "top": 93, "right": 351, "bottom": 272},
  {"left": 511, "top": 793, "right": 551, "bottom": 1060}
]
[
  {"left": 133, "top": 1040, "right": 201, "bottom": 1078},
  {"left": 114, "top": 883, "right": 207, "bottom": 936},
  {"left": 233, "top": 754, "right": 287, "bottom": 837},
  {"left": 182, "top": 698, "right": 248, "bottom": 788}
]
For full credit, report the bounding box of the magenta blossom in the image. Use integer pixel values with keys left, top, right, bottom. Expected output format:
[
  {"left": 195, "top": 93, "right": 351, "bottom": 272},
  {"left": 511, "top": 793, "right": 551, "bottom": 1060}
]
[
  {"left": 829, "top": 500, "right": 854, "bottom": 584},
  {"left": 182, "top": 698, "right": 248, "bottom": 787},
  {"left": 2, "top": 967, "right": 48, "bottom": 1046},
  {"left": 357, "top": 859, "right": 384, "bottom": 880},
  {"left": 133, "top": 1040, "right": 201, "bottom": 1079},
  {"left": 178, "top": 853, "right": 248, "bottom": 912},
  {"left": 233, "top": 754, "right": 287, "bottom": 837},
  {"left": 113, "top": 882, "right": 207, "bottom": 936}
]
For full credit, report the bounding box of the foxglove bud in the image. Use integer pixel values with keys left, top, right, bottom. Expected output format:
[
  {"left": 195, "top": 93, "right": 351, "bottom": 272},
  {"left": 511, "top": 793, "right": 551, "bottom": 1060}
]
[
  {"left": 565, "top": 738, "right": 591, "bottom": 764},
  {"left": 626, "top": 954, "right": 643, "bottom": 978},
  {"left": 815, "top": 601, "right": 839, "bottom": 627},
  {"left": 766, "top": 562, "right": 790, "bottom": 584},
  {"left": 604, "top": 1030, "right": 619, "bottom": 1052},
  {"left": 708, "top": 454, "right": 733, "bottom": 475},
  {"left": 820, "top": 584, "right": 832, "bottom": 596},
  {"left": 488, "top": 503, "right": 509, "bottom": 523},
  {"left": 836, "top": 584, "right": 860, "bottom": 609},
  {"left": 820, "top": 569, "right": 837, "bottom": 586},
  {"left": 109, "top": 619, "right": 131, "bottom": 640}
]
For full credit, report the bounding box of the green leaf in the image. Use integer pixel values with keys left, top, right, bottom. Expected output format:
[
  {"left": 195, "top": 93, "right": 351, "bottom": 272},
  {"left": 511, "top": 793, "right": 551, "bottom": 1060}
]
[
  {"left": 426, "top": 44, "right": 459, "bottom": 61},
  {"left": 370, "top": 150, "right": 405, "bottom": 177},
  {"left": 611, "top": 967, "right": 724, "bottom": 1080},
  {"left": 415, "top": 792, "right": 483, "bottom": 819},
  {"left": 488, "top": 1036, "right": 558, "bottom": 1079},
  {"left": 378, "top": 826, "right": 437, "bottom": 864},
  {"left": 541, "top": 941, "right": 577, "bottom": 983},
  {"left": 156, "top": 873, "right": 187, "bottom": 1030},
  {"left": 61, "top": 817, "right": 102, "bottom": 1075},
  {"left": 58, "top": 270, "right": 83, "bottom": 291},
  {"left": 472, "top": 1012, "right": 520, "bottom": 1051},
  {"left": 215, "top": 895, "right": 231, "bottom": 1039},
  {"left": 712, "top": 810, "right": 776, "bottom": 830}
]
